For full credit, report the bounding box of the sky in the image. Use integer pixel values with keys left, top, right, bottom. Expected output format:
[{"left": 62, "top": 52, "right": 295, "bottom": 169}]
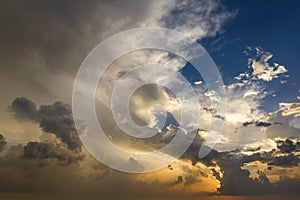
[{"left": 0, "top": 0, "right": 300, "bottom": 199}]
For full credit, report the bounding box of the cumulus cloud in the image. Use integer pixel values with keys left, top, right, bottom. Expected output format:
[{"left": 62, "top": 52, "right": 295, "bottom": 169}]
[
  {"left": 188, "top": 143, "right": 300, "bottom": 195},
  {"left": 247, "top": 47, "right": 288, "bottom": 82},
  {"left": 10, "top": 96, "right": 38, "bottom": 121},
  {"left": 9, "top": 97, "right": 82, "bottom": 150},
  {"left": 201, "top": 47, "right": 291, "bottom": 153}
]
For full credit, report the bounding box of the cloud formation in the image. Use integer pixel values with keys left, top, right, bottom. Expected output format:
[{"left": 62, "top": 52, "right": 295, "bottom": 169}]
[
  {"left": 22, "top": 141, "right": 84, "bottom": 166},
  {"left": 248, "top": 47, "right": 288, "bottom": 82},
  {"left": 0, "top": 134, "right": 7, "bottom": 152},
  {"left": 10, "top": 97, "right": 82, "bottom": 150},
  {"left": 1, "top": 0, "right": 300, "bottom": 198}
]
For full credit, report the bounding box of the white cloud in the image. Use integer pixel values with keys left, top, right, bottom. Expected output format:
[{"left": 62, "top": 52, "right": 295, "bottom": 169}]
[
  {"left": 279, "top": 102, "right": 300, "bottom": 116},
  {"left": 194, "top": 80, "right": 203, "bottom": 85},
  {"left": 248, "top": 49, "right": 288, "bottom": 82}
]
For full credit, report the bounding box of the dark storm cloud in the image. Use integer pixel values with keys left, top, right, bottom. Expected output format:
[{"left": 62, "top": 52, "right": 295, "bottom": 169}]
[
  {"left": 10, "top": 96, "right": 38, "bottom": 121},
  {"left": 0, "top": 0, "right": 152, "bottom": 74},
  {"left": 242, "top": 120, "right": 272, "bottom": 127},
  {"left": 0, "top": 143, "right": 87, "bottom": 193},
  {"left": 196, "top": 149, "right": 300, "bottom": 195},
  {"left": 182, "top": 144, "right": 273, "bottom": 194},
  {"left": 129, "top": 120, "right": 300, "bottom": 195},
  {"left": 10, "top": 97, "right": 81, "bottom": 150},
  {"left": 0, "top": 0, "right": 154, "bottom": 104},
  {"left": 178, "top": 135, "right": 300, "bottom": 195},
  {"left": 23, "top": 141, "right": 83, "bottom": 166},
  {"left": 0, "top": 134, "right": 7, "bottom": 152},
  {"left": 242, "top": 151, "right": 300, "bottom": 168},
  {"left": 269, "top": 155, "right": 299, "bottom": 167},
  {"left": 276, "top": 138, "right": 300, "bottom": 154},
  {"left": 236, "top": 138, "right": 300, "bottom": 167}
]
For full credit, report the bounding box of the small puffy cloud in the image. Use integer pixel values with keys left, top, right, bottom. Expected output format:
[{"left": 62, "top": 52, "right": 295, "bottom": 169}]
[{"left": 194, "top": 80, "right": 202, "bottom": 85}]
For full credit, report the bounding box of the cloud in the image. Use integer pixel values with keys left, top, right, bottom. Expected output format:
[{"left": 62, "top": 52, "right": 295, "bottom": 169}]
[
  {"left": 0, "top": 0, "right": 235, "bottom": 109},
  {"left": 111, "top": 47, "right": 290, "bottom": 157},
  {"left": 176, "top": 132, "right": 300, "bottom": 195},
  {"left": 267, "top": 103, "right": 300, "bottom": 139},
  {"left": 157, "top": 0, "right": 237, "bottom": 40},
  {"left": 280, "top": 102, "right": 300, "bottom": 116},
  {"left": 5, "top": 44, "right": 297, "bottom": 196},
  {"left": 22, "top": 141, "right": 84, "bottom": 166},
  {"left": 0, "top": 134, "right": 7, "bottom": 152},
  {"left": 9, "top": 97, "right": 82, "bottom": 150},
  {"left": 0, "top": 0, "right": 236, "bottom": 158},
  {"left": 276, "top": 138, "right": 300, "bottom": 154},
  {"left": 248, "top": 47, "right": 288, "bottom": 82},
  {"left": 243, "top": 120, "right": 272, "bottom": 127},
  {"left": 269, "top": 155, "right": 299, "bottom": 167},
  {"left": 2, "top": 0, "right": 300, "bottom": 197},
  {"left": 205, "top": 149, "right": 300, "bottom": 195},
  {"left": 9, "top": 96, "right": 38, "bottom": 121},
  {"left": 0, "top": 141, "right": 221, "bottom": 196}
]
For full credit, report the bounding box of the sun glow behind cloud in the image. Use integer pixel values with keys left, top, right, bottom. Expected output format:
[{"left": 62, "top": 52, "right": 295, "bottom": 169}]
[{"left": 0, "top": 0, "right": 300, "bottom": 198}]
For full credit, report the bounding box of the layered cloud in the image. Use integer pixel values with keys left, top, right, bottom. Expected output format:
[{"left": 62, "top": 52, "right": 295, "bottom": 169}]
[{"left": 22, "top": 141, "right": 84, "bottom": 165}]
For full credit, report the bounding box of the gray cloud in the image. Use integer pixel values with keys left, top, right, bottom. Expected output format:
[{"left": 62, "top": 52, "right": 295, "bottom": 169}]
[
  {"left": 8, "top": 95, "right": 300, "bottom": 196},
  {"left": 200, "top": 150, "right": 300, "bottom": 195},
  {"left": 0, "top": 134, "right": 7, "bottom": 152},
  {"left": 22, "top": 141, "right": 83, "bottom": 166},
  {"left": 10, "top": 96, "right": 38, "bottom": 121},
  {"left": 243, "top": 120, "right": 272, "bottom": 127},
  {"left": 10, "top": 97, "right": 82, "bottom": 150},
  {"left": 4, "top": 0, "right": 299, "bottom": 197},
  {"left": 178, "top": 134, "right": 300, "bottom": 195},
  {"left": 276, "top": 138, "right": 300, "bottom": 154},
  {"left": 269, "top": 155, "right": 299, "bottom": 167}
]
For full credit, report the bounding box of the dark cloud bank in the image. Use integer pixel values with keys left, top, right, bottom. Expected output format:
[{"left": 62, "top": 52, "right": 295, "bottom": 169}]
[
  {"left": 0, "top": 134, "right": 7, "bottom": 152},
  {"left": 0, "top": 96, "right": 299, "bottom": 198}
]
